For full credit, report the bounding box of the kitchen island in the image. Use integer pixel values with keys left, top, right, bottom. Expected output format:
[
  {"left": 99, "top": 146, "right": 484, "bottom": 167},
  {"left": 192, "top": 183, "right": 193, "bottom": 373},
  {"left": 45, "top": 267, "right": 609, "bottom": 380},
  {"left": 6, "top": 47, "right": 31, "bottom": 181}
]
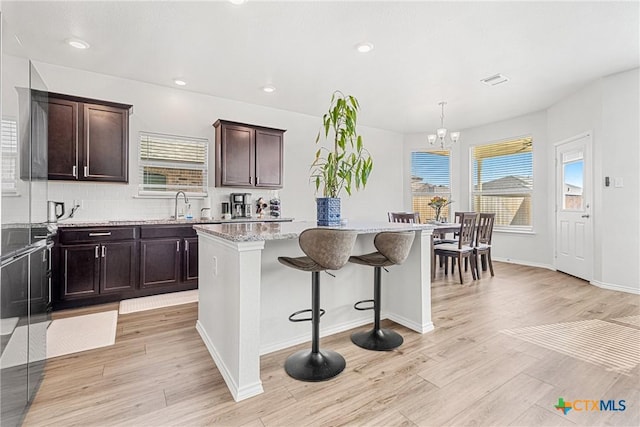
[{"left": 194, "top": 220, "right": 435, "bottom": 401}]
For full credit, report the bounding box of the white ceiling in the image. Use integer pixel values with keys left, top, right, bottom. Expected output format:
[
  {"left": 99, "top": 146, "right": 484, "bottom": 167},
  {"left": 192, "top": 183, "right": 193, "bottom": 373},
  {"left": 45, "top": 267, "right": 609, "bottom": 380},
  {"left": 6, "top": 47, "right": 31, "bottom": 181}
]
[{"left": 2, "top": 1, "right": 639, "bottom": 134}]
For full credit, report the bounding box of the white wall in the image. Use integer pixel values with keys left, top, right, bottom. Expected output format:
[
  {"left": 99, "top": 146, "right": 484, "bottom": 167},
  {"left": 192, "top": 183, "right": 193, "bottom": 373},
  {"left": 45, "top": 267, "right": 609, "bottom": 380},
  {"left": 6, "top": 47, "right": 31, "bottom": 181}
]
[
  {"left": 23, "top": 59, "right": 403, "bottom": 223},
  {"left": 548, "top": 67, "right": 640, "bottom": 293},
  {"left": 404, "top": 110, "right": 552, "bottom": 268},
  {"left": 404, "top": 67, "right": 639, "bottom": 293}
]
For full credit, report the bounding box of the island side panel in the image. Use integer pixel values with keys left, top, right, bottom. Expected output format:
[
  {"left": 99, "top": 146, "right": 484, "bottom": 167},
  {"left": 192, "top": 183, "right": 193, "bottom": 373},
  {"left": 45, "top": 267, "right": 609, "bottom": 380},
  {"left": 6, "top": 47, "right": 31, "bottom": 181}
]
[
  {"left": 258, "top": 236, "right": 374, "bottom": 355},
  {"left": 384, "top": 229, "right": 434, "bottom": 333},
  {"left": 195, "top": 231, "right": 265, "bottom": 401}
]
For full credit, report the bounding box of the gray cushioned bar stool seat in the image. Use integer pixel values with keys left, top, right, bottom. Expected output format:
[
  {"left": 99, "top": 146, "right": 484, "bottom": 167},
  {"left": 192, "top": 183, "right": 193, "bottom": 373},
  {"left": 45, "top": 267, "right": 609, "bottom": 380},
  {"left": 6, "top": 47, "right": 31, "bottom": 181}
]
[
  {"left": 349, "top": 231, "right": 415, "bottom": 351},
  {"left": 278, "top": 228, "right": 358, "bottom": 381}
]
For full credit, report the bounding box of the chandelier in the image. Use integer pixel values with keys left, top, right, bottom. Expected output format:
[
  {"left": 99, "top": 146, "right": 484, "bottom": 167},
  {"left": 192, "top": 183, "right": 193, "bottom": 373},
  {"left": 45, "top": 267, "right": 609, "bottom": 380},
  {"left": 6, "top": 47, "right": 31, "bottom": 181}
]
[{"left": 427, "top": 101, "right": 460, "bottom": 149}]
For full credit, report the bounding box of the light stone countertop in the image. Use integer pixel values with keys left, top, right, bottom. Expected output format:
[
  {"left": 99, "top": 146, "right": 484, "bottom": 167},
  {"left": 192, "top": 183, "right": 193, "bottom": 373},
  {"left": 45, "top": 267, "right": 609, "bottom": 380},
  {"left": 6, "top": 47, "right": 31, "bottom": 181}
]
[
  {"left": 56, "top": 217, "right": 294, "bottom": 228},
  {"left": 194, "top": 220, "right": 435, "bottom": 242}
]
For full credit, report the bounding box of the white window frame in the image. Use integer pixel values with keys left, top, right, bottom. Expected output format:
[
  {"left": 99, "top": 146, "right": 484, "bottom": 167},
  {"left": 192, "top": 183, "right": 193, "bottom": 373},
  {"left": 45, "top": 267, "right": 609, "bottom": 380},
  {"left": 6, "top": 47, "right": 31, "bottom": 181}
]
[
  {"left": 137, "top": 131, "right": 209, "bottom": 198},
  {"left": 469, "top": 136, "right": 534, "bottom": 232},
  {"left": 1, "top": 118, "right": 19, "bottom": 195},
  {"left": 410, "top": 149, "right": 452, "bottom": 222}
]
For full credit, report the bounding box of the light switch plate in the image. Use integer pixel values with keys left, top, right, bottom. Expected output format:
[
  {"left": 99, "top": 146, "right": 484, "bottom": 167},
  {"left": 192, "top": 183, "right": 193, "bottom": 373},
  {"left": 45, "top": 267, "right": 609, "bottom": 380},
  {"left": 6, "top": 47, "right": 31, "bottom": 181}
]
[{"left": 614, "top": 177, "right": 624, "bottom": 188}]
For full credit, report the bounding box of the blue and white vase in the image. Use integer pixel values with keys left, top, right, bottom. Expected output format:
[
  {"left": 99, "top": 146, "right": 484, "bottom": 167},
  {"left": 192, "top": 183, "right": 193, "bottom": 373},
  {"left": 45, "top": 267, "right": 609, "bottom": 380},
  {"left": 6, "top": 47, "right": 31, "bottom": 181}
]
[{"left": 316, "top": 197, "right": 341, "bottom": 226}]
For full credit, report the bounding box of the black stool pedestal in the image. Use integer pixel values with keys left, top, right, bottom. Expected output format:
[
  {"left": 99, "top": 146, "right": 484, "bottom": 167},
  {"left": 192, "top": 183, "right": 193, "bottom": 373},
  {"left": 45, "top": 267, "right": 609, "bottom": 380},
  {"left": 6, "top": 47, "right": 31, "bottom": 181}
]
[
  {"left": 284, "top": 349, "right": 345, "bottom": 381},
  {"left": 351, "top": 266, "right": 403, "bottom": 351},
  {"left": 351, "top": 328, "right": 403, "bottom": 351}
]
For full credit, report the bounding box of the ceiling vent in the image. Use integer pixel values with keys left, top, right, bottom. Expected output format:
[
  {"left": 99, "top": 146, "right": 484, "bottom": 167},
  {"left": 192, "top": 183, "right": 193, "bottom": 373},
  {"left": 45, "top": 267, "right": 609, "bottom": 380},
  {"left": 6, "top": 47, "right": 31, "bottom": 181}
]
[{"left": 481, "top": 73, "right": 509, "bottom": 86}]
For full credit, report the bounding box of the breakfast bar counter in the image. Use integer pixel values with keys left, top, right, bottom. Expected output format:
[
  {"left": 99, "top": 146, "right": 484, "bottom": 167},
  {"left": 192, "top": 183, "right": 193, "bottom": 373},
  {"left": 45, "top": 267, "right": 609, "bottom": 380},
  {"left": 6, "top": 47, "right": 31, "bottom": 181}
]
[{"left": 194, "top": 220, "right": 435, "bottom": 401}]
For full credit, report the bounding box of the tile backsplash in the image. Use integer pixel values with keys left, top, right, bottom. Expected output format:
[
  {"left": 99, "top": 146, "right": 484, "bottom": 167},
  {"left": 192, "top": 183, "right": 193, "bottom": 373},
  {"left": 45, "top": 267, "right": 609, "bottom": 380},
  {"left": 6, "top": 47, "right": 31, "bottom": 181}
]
[{"left": 48, "top": 182, "right": 281, "bottom": 222}]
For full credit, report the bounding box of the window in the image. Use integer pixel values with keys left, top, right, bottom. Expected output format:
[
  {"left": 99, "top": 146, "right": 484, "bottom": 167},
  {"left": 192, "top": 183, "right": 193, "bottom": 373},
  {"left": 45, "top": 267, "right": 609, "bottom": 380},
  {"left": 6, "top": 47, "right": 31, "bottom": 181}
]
[
  {"left": 1, "top": 118, "right": 18, "bottom": 194},
  {"left": 411, "top": 150, "right": 451, "bottom": 221},
  {"left": 139, "top": 132, "right": 208, "bottom": 196},
  {"left": 471, "top": 137, "right": 533, "bottom": 230}
]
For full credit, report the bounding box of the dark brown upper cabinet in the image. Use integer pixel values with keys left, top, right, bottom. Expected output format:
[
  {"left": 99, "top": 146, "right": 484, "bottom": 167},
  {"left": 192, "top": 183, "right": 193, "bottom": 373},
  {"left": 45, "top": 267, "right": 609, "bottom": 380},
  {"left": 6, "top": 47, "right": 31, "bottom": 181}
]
[
  {"left": 214, "top": 120, "right": 285, "bottom": 189},
  {"left": 42, "top": 92, "right": 132, "bottom": 183}
]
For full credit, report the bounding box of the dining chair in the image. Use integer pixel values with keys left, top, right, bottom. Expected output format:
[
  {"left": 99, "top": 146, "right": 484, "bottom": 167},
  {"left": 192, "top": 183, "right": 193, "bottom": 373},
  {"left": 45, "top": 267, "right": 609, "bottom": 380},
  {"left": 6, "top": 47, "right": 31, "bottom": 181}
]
[
  {"left": 474, "top": 213, "right": 496, "bottom": 278},
  {"left": 434, "top": 212, "right": 478, "bottom": 284},
  {"left": 388, "top": 212, "right": 421, "bottom": 223}
]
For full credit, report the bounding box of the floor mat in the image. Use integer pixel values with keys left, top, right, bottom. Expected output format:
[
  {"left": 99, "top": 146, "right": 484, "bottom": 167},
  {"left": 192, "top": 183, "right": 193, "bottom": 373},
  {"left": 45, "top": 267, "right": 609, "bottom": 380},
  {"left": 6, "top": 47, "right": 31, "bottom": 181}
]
[
  {"left": 47, "top": 311, "right": 118, "bottom": 359},
  {"left": 501, "top": 319, "right": 640, "bottom": 374},
  {"left": 119, "top": 290, "right": 198, "bottom": 314}
]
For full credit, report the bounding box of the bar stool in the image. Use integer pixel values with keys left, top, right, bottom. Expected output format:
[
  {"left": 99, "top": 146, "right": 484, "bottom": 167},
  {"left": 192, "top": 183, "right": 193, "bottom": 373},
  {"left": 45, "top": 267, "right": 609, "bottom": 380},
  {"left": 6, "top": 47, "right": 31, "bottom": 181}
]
[
  {"left": 349, "top": 231, "right": 415, "bottom": 351},
  {"left": 278, "top": 228, "right": 358, "bottom": 381}
]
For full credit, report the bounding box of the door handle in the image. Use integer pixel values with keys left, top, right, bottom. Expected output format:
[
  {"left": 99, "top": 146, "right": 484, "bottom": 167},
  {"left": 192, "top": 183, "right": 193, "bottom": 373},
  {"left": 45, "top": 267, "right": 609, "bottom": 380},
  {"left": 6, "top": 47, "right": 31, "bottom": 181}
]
[
  {"left": 581, "top": 214, "right": 590, "bottom": 218},
  {"left": 176, "top": 240, "right": 180, "bottom": 252},
  {"left": 101, "top": 246, "right": 106, "bottom": 257},
  {"left": 72, "top": 165, "right": 77, "bottom": 178},
  {"left": 95, "top": 245, "right": 99, "bottom": 258}
]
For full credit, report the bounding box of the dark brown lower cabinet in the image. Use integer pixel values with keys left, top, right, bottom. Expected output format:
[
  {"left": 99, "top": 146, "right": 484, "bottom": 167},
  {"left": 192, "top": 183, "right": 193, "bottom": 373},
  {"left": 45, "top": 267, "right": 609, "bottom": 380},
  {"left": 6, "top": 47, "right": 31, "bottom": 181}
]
[
  {"left": 184, "top": 237, "right": 198, "bottom": 283},
  {"left": 59, "top": 244, "right": 100, "bottom": 299},
  {"left": 53, "top": 225, "right": 198, "bottom": 309},
  {"left": 59, "top": 241, "right": 137, "bottom": 299},
  {"left": 140, "top": 238, "right": 181, "bottom": 288}
]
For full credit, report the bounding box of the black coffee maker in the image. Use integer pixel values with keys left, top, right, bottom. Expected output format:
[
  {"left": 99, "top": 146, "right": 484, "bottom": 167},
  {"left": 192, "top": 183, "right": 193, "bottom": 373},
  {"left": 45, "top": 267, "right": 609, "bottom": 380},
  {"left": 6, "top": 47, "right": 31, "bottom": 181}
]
[{"left": 230, "top": 193, "right": 252, "bottom": 218}]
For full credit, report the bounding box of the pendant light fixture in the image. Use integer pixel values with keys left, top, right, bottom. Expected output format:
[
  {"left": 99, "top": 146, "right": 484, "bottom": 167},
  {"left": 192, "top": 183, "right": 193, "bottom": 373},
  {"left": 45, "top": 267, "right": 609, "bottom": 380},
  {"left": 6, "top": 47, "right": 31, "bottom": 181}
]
[{"left": 427, "top": 101, "right": 460, "bottom": 148}]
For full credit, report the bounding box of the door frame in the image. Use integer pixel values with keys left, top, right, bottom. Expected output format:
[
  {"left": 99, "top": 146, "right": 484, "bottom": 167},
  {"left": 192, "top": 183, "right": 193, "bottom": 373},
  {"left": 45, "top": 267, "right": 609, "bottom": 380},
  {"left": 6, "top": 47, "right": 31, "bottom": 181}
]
[{"left": 553, "top": 131, "right": 593, "bottom": 280}]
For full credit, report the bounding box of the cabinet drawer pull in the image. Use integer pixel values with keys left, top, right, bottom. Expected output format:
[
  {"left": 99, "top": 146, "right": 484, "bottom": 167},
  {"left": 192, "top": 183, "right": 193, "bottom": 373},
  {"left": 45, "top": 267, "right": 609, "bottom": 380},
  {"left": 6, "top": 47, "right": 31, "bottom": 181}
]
[
  {"left": 176, "top": 240, "right": 180, "bottom": 252},
  {"left": 84, "top": 166, "right": 88, "bottom": 177},
  {"left": 95, "top": 246, "right": 99, "bottom": 258},
  {"left": 89, "top": 232, "right": 112, "bottom": 237},
  {"left": 102, "top": 246, "right": 106, "bottom": 258},
  {"left": 72, "top": 165, "right": 77, "bottom": 178}
]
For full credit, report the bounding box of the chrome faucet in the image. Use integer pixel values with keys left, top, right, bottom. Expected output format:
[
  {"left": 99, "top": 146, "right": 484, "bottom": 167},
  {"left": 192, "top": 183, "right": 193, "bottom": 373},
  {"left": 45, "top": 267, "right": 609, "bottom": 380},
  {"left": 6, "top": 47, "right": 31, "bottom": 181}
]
[{"left": 174, "top": 191, "right": 189, "bottom": 219}]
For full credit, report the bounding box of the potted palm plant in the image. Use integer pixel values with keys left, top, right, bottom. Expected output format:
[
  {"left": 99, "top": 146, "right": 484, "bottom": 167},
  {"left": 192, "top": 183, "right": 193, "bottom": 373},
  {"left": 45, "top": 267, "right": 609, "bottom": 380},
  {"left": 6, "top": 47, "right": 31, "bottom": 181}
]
[{"left": 310, "top": 91, "right": 373, "bottom": 226}]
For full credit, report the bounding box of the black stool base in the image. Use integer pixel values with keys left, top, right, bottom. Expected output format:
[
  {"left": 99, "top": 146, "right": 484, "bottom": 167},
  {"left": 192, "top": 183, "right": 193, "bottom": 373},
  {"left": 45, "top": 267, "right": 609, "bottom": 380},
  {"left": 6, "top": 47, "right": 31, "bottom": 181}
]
[
  {"left": 284, "top": 349, "right": 346, "bottom": 381},
  {"left": 351, "top": 328, "right": 403, "bottom": 351}
]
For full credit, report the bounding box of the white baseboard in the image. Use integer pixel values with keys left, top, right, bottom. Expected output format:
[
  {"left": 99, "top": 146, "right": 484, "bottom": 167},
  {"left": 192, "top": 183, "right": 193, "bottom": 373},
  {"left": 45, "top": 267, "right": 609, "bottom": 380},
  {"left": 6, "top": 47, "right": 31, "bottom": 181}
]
[
  {"left": 492, "top": 257, "right": 555, "bottom": 271},
  {"left": 590, "top": 280, "right": 640, "bottom": 295},
  {"left": 259, "top": 317, "right": 372, "bottom": 355},
  {"left": 385, "top": 312, "right": 435, "bottom": 334},
  {"left": 494, "top": 257, "right": 640, "bottom": 295},
  {"left": 196, "top": 321, "right": 264, "bottom": 402}
]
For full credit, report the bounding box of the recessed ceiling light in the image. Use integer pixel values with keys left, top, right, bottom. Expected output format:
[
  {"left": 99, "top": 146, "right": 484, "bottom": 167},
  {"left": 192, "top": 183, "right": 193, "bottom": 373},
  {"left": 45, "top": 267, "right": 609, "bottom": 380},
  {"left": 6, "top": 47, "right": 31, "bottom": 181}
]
[
  {"left": 229, "top": 0, "right": 247, "bottom": 5},
  {"left": 356, "top": 42, "right": 374, "bottom": 53},
  {"left": 262, "top": 85, "right": 276, "bottom": 93},
  {"left": 66, "top": 38, "right": 90, "bottom": 49},
  {"left": 174, "top": 79, "right": 187, "bottom": 86}
]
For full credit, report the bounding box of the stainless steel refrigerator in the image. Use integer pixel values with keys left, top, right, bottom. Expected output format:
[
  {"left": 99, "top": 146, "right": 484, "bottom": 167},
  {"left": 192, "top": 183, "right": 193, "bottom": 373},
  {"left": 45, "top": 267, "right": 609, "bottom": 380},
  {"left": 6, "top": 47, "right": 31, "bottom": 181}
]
[{"left": 1, "top": 48, "right": 53, "bottom": 426}]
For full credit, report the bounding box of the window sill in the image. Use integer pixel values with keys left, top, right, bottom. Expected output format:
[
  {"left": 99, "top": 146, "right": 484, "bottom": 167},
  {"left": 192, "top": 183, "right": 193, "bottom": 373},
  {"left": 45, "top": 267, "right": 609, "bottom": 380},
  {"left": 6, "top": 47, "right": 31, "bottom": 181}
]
[
  {"left": 1, "top": 191, "right": 21, "bottom": 197},
  {"left": 494, "top": 228, "right": 536, "bottom": 235}
]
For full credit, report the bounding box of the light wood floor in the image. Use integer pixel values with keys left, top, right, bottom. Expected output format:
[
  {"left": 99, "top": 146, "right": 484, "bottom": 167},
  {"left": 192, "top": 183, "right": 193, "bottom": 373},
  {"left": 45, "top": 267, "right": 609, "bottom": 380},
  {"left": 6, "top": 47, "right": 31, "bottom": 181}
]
[{"left": 25, "top": 262, "right": 640, "bottom": 426}]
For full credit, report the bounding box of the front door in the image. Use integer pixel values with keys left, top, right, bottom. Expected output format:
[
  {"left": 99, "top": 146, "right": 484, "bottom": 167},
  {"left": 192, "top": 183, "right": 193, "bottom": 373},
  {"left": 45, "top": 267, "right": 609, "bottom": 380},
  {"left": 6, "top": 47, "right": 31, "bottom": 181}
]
[{"left": 555, "top": 133, "right": 593, "bottom": 281}]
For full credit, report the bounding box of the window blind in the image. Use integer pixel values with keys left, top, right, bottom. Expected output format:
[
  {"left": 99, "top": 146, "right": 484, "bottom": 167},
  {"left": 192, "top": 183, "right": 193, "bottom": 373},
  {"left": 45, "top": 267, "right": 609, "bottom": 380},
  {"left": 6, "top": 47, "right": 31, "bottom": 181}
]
[
  {"left": 471, "top": 137, "right": 533, "bottom": 229},
  {"left": 138, "top": 132, "right": 208, "bottom": 196},
  {"left": 1, "top": 119, "right": 18, "bottom": 193},
  {"left": 411, "top": 150, "right": 451, "bottom": 221}
]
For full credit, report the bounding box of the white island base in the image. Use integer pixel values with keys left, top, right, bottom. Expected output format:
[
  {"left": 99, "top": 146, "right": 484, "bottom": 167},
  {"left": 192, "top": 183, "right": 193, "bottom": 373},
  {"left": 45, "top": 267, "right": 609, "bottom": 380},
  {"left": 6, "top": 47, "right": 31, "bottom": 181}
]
[{"left": 194, "top": 221, "right": 434, "bottom": 401}]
